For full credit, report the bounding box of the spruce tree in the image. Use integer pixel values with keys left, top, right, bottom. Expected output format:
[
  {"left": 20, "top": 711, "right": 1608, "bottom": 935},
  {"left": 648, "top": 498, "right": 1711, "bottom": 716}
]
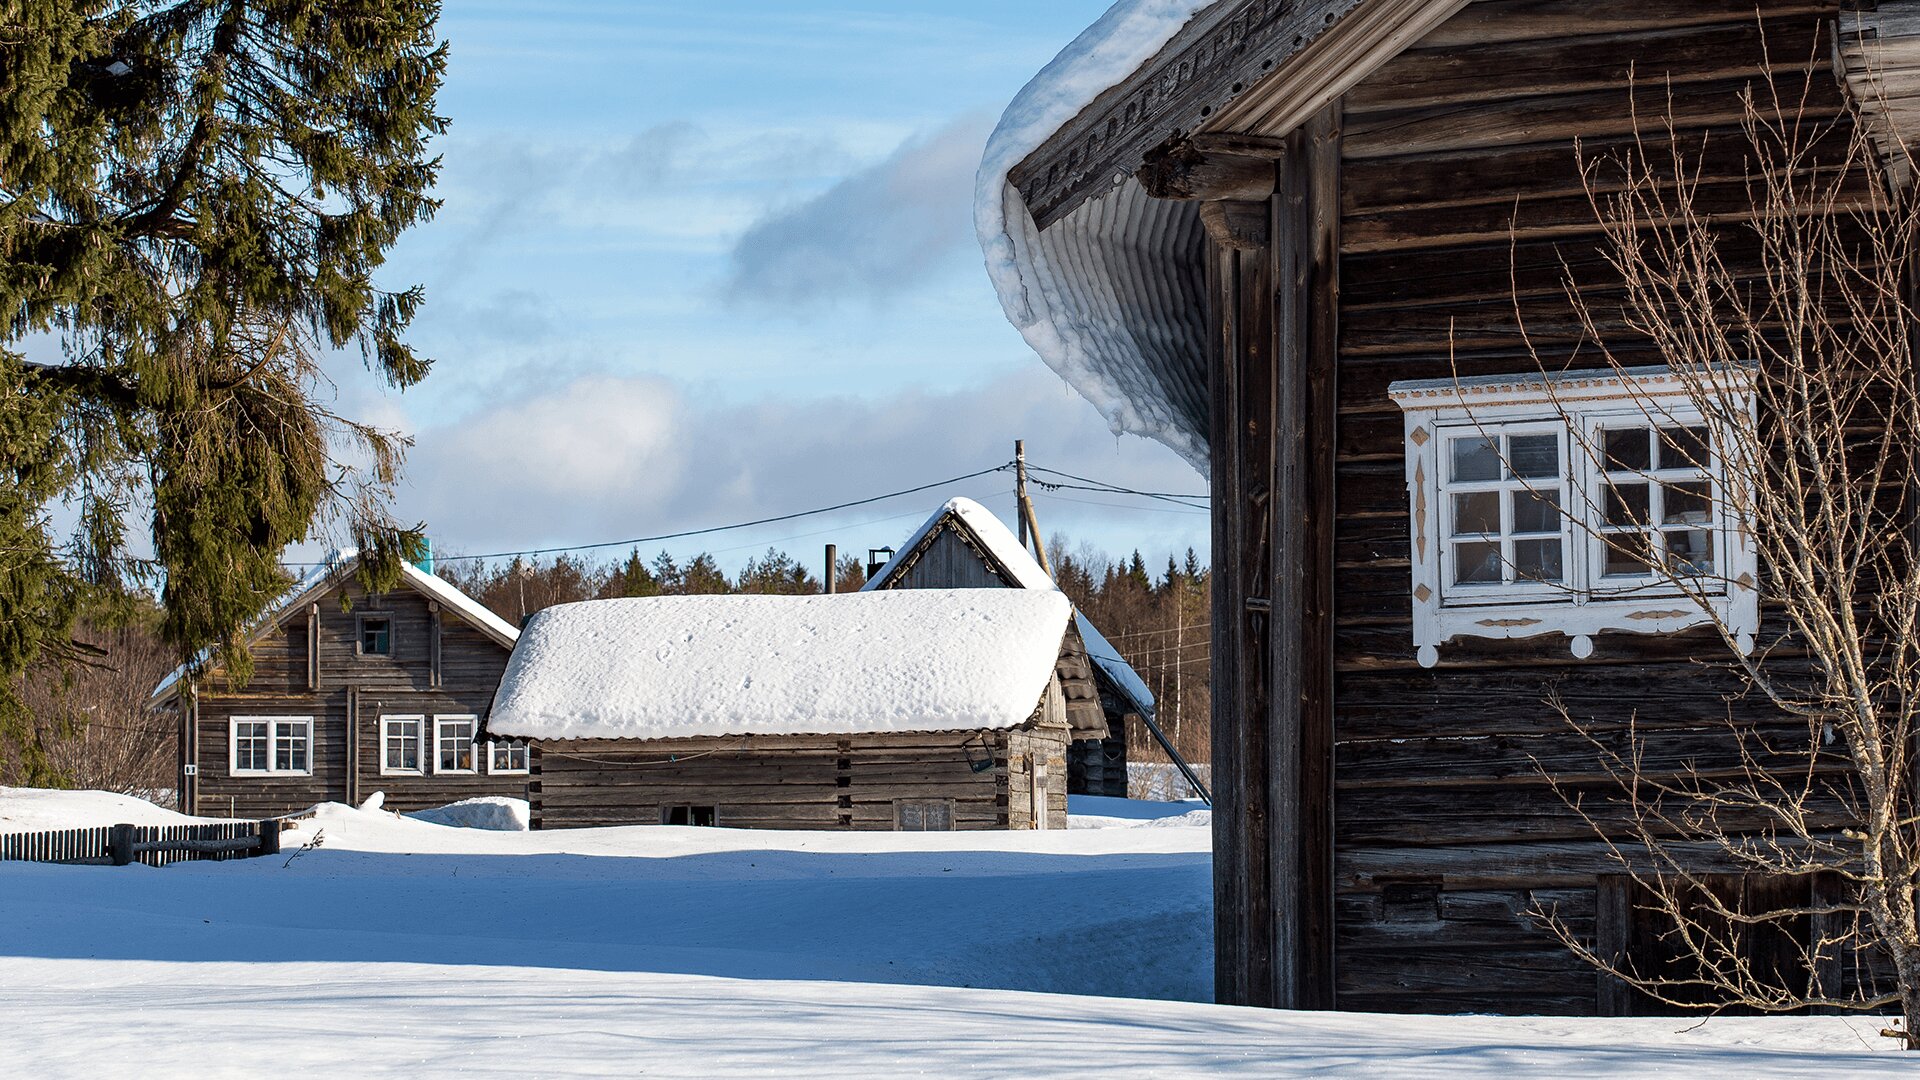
[{"left": 2, "top": 1, "right": 448, "bottom": 774}]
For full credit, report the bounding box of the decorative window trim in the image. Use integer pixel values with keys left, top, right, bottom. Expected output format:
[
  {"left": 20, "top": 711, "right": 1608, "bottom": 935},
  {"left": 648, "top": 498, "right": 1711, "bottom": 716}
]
[
  {"left": 1389, "top": 366, "right": 1758, "bottom": 667},
  {"left": 380, "top": 715, "right": 426, "bottom": 776},
  {"left": 434, "top": 714, "right": 478, "bottom": 775},
  {"left": 230, "top": 716, "right": 314, "bottom": 777},
  {"left": 487, "top": 738, "right": 531, "bottom": 776}
]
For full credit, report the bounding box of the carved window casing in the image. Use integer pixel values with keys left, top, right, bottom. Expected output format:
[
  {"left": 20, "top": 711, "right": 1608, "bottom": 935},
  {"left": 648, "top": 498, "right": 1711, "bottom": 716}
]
[{"left": 1389, "top": 367, "right": 1758, "bottom": 667}]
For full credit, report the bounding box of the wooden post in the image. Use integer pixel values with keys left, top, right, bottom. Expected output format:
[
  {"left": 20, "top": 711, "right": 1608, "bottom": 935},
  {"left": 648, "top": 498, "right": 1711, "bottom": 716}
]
[
  {"left": 825, "top": 544, "right": 838, "bottom": 594},
  {"left": 256, "top": 819, "right": 282, "bottom": 857},
  {"left": 1207, "top": 100, "right": 1341, "bottom": 1012},
  {"left": 108, "top": 823, "right": 135, "bottom": 867},
  {"left": 428, "top": 601, "right": 443, "bottom": 688}
]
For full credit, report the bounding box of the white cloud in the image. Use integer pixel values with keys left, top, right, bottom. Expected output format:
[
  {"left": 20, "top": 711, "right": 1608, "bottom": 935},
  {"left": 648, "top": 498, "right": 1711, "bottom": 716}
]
[
  {"left": 723, "top": 116, "right": 992, "bottom": 310},
  {"left": 396, "top": 366, "right": 1208, "bottom": 569}
]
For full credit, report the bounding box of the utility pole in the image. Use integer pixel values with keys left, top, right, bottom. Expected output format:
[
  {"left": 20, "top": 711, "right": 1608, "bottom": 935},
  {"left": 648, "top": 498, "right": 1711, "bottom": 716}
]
[
  {"left": 1015, "top": 440, "right": 1030, "bottom": 549},
  {"left": 1015, "top": 439, "right": 1054, "bottom": 578}
]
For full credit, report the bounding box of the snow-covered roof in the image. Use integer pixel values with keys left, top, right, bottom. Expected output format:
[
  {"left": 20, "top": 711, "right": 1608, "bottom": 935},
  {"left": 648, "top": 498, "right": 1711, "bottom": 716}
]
[
  {"left": 864, "top": 497, "right": 1056, "bottom": 592},
  {"left": 149, "top": 549, "right": 518, "bottom": 704},
  {"left": 978, "top": 2, "right": 1217, "bottom": 471},
  {"left": 488, "top": 590, "right": 1075, "bottom": 742},
  {"left": 864, "top": 498, "right": 1155, "bottom": 717}
]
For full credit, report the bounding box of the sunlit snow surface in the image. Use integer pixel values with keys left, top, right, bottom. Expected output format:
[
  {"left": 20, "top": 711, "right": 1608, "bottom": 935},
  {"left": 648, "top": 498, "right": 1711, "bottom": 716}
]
[{"left": 0, "top": 789, "right": 1902, "bottom": 1077}]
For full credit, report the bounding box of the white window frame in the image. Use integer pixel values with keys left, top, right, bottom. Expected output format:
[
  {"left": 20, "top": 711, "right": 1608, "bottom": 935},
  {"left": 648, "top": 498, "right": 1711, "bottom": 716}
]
[
  {"left": 1389, "top": 366, "right": 1758, "bottom": 668},
  {"left": 381, "top": 715, "right": 426, "bottom": 776},
  {"left": 487, "top": 738, "right": 530, "bottom": 776},
  {"left": 231, "top": 716, "right": 314, "bottom": 777},
  {"left": 435, "top": 714, "right": 478, "bottom": 775}
]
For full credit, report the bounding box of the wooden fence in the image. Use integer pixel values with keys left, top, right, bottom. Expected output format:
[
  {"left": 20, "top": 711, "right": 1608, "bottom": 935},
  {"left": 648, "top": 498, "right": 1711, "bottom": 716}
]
[{"left": 0, "top": 819, "right": 286, "bottom": 868}]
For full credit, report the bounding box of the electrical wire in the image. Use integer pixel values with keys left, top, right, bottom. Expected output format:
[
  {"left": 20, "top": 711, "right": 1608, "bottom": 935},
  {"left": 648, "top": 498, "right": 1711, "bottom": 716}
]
[{"left": 287, "top": 464, "right": 1016, "bottom": 567}]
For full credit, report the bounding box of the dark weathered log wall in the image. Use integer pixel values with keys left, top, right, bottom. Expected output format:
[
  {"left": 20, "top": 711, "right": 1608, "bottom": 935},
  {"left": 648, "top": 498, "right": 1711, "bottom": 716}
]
[
  {"left": 1323, "top": 0, "right": 1852, "bottom": 1015},
  {"left": 189, "top": 576, "right": 521, "bottom": 819},
  {"left": 530, "top": 724, "right": 1069, "bottom": 832}
]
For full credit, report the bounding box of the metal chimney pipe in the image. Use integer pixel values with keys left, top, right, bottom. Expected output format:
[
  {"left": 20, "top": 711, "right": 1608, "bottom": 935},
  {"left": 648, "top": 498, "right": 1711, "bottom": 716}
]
[{"left": 825, "top": 544, "right": 838, "bottom": 594}]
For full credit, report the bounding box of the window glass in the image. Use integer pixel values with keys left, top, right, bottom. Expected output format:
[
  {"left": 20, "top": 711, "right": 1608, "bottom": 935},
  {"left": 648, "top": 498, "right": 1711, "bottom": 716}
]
[
  {"left": 665, "top": 806, "right": 716, "bottom": 827},
  {"left": 1658, "top": 425, "right": 1711, "bottom": 470},
  {"left": 1604, "top": 428, "right": 1652, "bottom": 472},
  {"left": 1452, "top": 491, "right": 1500, "bottom": 536},
  {"left": 489, "top": 740, "right": 529, "bottom": 774},
  {"left": 361, "top": 618, "right": 391, "bottom": 656},
  {"left": 1451, "top": 436, "right": 1501, "bottom": 482},
  {"left": 437, "top": 718, "right": 475, "bottom": 772},
  {"left": 1507, "top": 433, "right": 1559, "bottom": 479}
]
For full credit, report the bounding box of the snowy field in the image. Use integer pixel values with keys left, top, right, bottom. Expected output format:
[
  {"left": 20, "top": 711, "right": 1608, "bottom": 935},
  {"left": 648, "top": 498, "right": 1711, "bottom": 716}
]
[{"left": 0, "top": 788, "right": 1905, "bottom": 1077}]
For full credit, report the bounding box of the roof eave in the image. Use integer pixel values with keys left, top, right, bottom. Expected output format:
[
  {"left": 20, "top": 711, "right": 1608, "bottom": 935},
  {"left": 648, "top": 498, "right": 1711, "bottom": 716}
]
[{"left": 1011, "top": 0, "right": 1469, "bottom": 232}]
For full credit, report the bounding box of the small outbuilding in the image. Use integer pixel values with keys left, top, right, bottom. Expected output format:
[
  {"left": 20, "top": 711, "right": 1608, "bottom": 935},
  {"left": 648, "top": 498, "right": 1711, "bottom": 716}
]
[
  {"left": 864, "top": 497, "right": 1155, "bottom": 798},
  {"left": 489, "top": 589, "right": 1082, "bottom": 831}
]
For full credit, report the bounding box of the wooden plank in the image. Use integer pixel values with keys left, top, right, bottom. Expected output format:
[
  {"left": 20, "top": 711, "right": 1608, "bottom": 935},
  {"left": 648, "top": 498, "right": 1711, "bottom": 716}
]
[
  {"left": 1343, "top": 74, "right": 1848, "bottom": 160},
  {"left": 1414, "top": 0, "right": 1833, "bottom": 50},
  {"left": 1347, "top": 19, "right": 1830, "bottom": 115}
]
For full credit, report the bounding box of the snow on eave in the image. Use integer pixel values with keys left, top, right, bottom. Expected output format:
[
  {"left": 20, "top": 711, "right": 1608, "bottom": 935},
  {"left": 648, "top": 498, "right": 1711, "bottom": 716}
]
[
  {"left": 865, "top": 498, "right": 1155, "bottom": 718},
  {"left": 862, "top": 497, "right": 1056, "bottom": 594},
  {"left": 486, "top": 590, "right": 1075, "bottom": 742},
  {"left": 147, "top": 550, "right": 517, "bottom": 706},
  {"left": 977, "top": 0, "right": 1218, "bottom": 473},
  {"left": 1074, "top": 613, "right": 1155, "bottom": 718}
]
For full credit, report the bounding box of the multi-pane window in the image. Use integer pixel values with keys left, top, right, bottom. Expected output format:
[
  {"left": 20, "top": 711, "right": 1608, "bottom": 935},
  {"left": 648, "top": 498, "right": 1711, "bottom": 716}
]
[
  {"left": 895, "top": 799, "right": 955, "bottom": 832},
  {"left": 1444, "top": 427, "right": 1567, "bottom": 593},
  {"left": 360, "top": 616, "right": 391, "bottom": 656},
  {"left": 436, "top": 716, "right": 476, "bottom": 774},
  {"left": 1597, "top": 423, "right": 1717, "bottom": 583},
  {"left": 1429, "top": 416, "right": 1730, "bottom": 607},
  {"left": 488, "top": 739, "right": 530, "bottom": 775},
  {"left": 233, "top": 720, "right": 270, "bottom": 774},
  {"left": 664, "top": 805, "right": 717, "bottom": 827},
  {"left": 382, "top": 717, "right": 424, "bottom": 775},
  {"left": 1390, "top": 367, "right": 1758, "bottom": 667},
  {"left": 232, "top": 718, "right": 312, "bottom": 776}
]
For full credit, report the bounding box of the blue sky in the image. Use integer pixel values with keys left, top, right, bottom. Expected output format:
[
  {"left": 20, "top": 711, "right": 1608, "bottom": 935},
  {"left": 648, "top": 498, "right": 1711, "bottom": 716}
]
[{"left": 328, "top": 0, "right": 1210, "bottom": 574}]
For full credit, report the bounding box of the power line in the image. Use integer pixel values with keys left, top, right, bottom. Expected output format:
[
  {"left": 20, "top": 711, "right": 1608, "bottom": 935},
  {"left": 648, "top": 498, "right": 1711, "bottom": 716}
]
[
  {"left": 289, "top": 464, "right": 1016, "bottom": 567},
  {"left": 1025, "top": 463, "right": 1212, "bottom": 507},
  {"left": 1032, "top": 490, "right": 1211, "bottom": 516}
]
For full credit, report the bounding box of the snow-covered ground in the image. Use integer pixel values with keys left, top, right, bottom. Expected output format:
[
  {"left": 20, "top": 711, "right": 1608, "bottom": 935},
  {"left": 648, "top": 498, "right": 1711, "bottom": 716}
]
[{"left": 0, "top": 788, "right": 1904, "bottom": 1076}]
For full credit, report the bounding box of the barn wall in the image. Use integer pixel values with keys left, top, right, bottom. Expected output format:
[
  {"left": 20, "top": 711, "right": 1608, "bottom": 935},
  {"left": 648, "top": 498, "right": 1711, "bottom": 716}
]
[
  {"left": 531, "top": 730, "right": 1024, "bottom": 831},
  {"left": 190, "top": 575, "right": 521, "bottom": 819},
  {"left": 1325, "top": 0, "right": 1852, "bottom": 1014}
]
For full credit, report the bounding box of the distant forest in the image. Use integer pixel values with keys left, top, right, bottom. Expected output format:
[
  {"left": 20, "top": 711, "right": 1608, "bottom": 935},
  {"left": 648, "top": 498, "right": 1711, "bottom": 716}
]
[{"left": 3, "top": 540, "right": 1211, "bottom": 793}]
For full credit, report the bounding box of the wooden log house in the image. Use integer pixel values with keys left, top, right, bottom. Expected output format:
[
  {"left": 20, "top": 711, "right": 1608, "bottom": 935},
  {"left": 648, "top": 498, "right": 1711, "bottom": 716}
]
[
  {"left": 983, "top": 0, "right": 1920, "bottom": 1014},
  {"left": 864, "top": 497, "right": 1156, "bottom": 798},
  {"left": 150, "top": 551, "right": 527, "bottom": 819},
  {"left": 488, "top": 590, "right": 1080, "bottom": 831}
]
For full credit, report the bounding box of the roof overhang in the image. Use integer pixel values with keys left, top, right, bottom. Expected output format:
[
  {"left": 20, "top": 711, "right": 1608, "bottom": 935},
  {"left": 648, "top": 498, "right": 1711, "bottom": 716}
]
[{"left": 978, "top": 0, "right": 1468, "bottom": 468}]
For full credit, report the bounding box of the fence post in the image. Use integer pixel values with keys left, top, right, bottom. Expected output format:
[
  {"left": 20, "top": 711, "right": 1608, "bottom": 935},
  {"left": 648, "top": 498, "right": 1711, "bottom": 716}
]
[
  {"left": 108, "top": 824, "right": 135, "bottom": 867},
  {"left": 256, "top": 819, "right": 281, "bottom": 857}
]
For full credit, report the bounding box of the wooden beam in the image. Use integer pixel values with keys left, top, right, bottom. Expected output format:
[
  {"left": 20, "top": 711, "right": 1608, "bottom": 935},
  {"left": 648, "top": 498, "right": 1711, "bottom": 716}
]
[
  {"left": 1011, "top": 0, "right": 1369, "bottom": 230},
  {"left": 1201, "top": 199, "right": 1272, "bottom": 250},
  {"left": 1139, "top": 139, "right": 1278, "bottom": 202}
]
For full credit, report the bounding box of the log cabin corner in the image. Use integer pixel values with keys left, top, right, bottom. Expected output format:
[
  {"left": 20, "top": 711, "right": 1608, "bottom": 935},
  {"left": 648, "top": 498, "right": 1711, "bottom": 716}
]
[{"left": 983, "top": 0, "right": 1920, "bottom": 1015}]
